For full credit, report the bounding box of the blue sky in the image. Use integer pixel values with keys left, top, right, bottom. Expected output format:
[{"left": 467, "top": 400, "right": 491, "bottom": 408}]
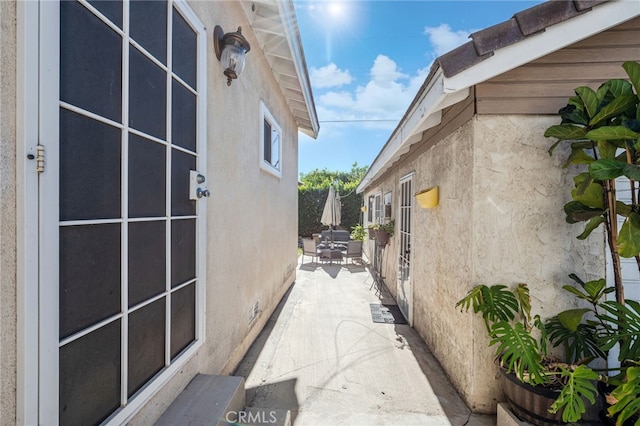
[{"left": 295, "top": 0, "right": 544, "bottom": 176}]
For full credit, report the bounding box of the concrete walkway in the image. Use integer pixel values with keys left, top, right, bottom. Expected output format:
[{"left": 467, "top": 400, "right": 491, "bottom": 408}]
[{"left": 234, "top": 256, "right": 496, "bottom": 426}]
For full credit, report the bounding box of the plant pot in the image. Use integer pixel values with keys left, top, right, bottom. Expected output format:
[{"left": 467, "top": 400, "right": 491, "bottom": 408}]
[
  {"left": 500, "top": 369, "right": 602, "bottom": 426},
  {"left": 376, "top": 230, "right": 389, "bottom": 245},
  {"left": 367, "top": 227, "right": 376, "bottom": 239}
]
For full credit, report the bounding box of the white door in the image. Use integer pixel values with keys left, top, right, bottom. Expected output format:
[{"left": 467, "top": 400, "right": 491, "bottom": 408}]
[
  {"left": 397, "top": 175, "right": 413, "bottom": 324},
  {"left": 36, "top": 1, "right": 207, "bottom": 423}
]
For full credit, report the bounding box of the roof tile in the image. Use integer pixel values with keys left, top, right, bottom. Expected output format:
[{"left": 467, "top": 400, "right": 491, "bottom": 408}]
[
  {"left": 574, "top": 0, "right": 608, "bottom": 12},
  {"left": 470, "top": 18, "right": 524, "bottom": 56},
  {"left": 515, "top": 1, "right": 581, "bottom": 36},
  {"left": 437, "top": 41, "right": 492, "bottom": 78}
]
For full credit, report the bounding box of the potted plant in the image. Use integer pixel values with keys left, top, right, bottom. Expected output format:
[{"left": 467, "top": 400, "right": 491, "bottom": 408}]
[
  {"left": 544, "top": 60, "right": 640, "bottom": 424},
  {"left": 374, "top": 220, "right": 394, "bottom": 246},
  {"left": 350, "top": 224, "right": 366, "bottom": 241},
  {"left": 367, "top": 224, "right": 376, "bottom": 239},
  {"left": 457, "top": 279, "right": 607, "bottom": 424}
]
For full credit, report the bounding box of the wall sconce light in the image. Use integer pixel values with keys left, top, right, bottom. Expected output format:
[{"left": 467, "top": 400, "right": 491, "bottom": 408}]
[
  {"left": 213, "top": 25, "right": 251, "bottom": 86},
  {"left": 416, "top": 186, "right": 439, "bottom": 208},
  {"left": 361, "top": 205, "right": 367, "bottom": 212}
]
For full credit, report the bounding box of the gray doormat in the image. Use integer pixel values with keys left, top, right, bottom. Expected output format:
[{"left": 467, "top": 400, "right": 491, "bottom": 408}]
[{"left": 369, "top": 304, "right": 408, "bottom": 324}]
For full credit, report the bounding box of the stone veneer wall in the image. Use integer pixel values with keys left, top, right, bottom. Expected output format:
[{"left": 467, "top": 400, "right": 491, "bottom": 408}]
[{"left": 372, "top": 115, "right": 604, "bottom": 412}]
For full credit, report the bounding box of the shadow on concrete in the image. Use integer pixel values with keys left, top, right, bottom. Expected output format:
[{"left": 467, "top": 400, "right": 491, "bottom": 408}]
[
  {"left": 233, "top": 286, "right": 301, "bottom": 422},
  {"left": 320, "top": 264, "right": 341, "bottom": 278}
]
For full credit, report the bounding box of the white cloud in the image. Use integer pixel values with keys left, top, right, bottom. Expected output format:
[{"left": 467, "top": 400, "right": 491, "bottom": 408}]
[
  {"left": 312, "top": 55, "right": 423, "bottom": 131},
  {"left": 424, "top": 24, "right": 472, "bottom": 56},
  {"left": 310, "top": 63, "right": 353, "bottom": 88}
]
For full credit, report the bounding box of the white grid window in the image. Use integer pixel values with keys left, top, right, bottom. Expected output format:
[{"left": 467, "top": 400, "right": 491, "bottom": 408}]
[{"left": 260, "top": 101, "right": 282, "bottom": 178}]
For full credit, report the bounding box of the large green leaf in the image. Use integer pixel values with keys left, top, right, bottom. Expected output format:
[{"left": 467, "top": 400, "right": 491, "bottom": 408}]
[
  {"left": 618, "top": 201, "right": 633, "bottom": 217},
  {"left": 549, "top": 365, "right": 599, "bottom": 423},
  {"left": 586, "top": 126, "right": 640, "bottom": 141},
  {"left": 608, "top": 366, "right": 640, "bottom": 425},
  {"left": 515, "top": 283, "right": 531, "bottom": 322},
  {"left": 590, "top": 95, "right": 638, "bottom": 127},
  {"left": 598, "top": 140, "right": 619, "bottom": 160},
  {"left": 490, "top": 321, "right": 546, "bottom": 384},
  {"left": 456, "top": 284, "right": 520, "bottom": 331},
  {"left": 564, "top": 147, "right": 595, "bottom": 167},
  {"left": 602, "top": 78, "right": 634, "bottom": 98},
  {"left": 560, "top": 104, "right": 589, "bottom": 125},
  {"left": 598, "top": 300, "right": 640, "bottom": 361},
  {"left": 571, "top": 175, "right": 604, "bottom": 209},
  {"left": 563, "top": 201, "right": 605, "bottom": 224},
  {"left": 588, "top": 159, "right": 625, "bottom": 180},
  {"left": 577, "top": 216, "right": 605, "bottom": 240},
  {"left": 576, "top": 87, "right": 599, "bottom": 119},
  {"left": 558, "top": 309, "right": 590, "bottom": 332},
  {"left": 544, "top": 124, "right": 587, "bottom": 141},
  {"left": 547, "top": 317, "right": 605, "bottom": 363},
  {"left": 618, "top": 212, "right": 640, "bottom": 258},
  {"left": 623, "top": 61, "right": 640, "bottom": 101}
]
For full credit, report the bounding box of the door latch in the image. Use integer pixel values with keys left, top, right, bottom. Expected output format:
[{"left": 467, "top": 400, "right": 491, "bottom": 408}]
[{"left": 189, "top": 170, "right": 210, "bottom": 200}]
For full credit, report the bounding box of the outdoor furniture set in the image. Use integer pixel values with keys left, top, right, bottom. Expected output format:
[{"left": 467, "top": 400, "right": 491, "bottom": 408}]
[{"left": 302, "top": 237, "right": 363, "bottom": 265}]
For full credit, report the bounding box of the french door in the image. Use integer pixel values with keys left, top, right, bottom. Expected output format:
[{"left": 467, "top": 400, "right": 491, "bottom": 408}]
[
  {"left": 397, "top": 174, "right": 413, "bottom": 324},
  {"left": 37, "top": 1, "right": 206, "bottom": 423}
]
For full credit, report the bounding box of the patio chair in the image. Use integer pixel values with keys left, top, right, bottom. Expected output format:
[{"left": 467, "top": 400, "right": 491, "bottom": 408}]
[
  {"left": 302, "top": 238, "right": 320, "bottom": 264},
  {"left": 343, "top": 240, "right": 363, "bottom": 265}
]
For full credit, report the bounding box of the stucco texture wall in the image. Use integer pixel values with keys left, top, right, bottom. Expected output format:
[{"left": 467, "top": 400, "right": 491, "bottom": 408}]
[
  {"left": 0, "top": 1, "right": 17, "bottom": 423},
  {"left": 132, "top": 2, "right": 300, "bottom": 422},
  {"left": 370, "top": 115, "right": 604, "bottom": 413}
]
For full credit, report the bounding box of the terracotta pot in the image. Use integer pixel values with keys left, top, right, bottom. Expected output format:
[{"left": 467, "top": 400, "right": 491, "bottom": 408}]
[{"left": 500, "top": 369, "right": 602, "bottom": 426}]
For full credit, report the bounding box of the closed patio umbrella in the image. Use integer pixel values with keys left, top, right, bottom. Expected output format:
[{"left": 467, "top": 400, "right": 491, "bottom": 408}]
[{"left": 320, "top": 184, "right": 341, "bottom": 243}]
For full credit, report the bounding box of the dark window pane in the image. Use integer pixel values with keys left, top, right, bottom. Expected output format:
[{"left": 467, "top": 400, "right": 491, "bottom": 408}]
[
  {"left": 129, "top": 46, "right": 167, "bottom": 140},
  {"left": 172, "top": 8, "right": 197, "bottom": 89},
  {"left": 171, "top": 149, "right": 196, "bottom": 216},
  {"left": 88, "top": 0, "right": 123, "bottom": 28},
  {"left": 61, "top": 0, "right": 122, "bottom": 122},
  {"left": 128, "top": 298, "right": 165, "bottom": 397},
  {"left": 171, "top": 219, "right": 195, "bottom": 287},
  {"left": 171, "top": 79, "right": 196, "bottom": 152},
  {"left": 130, "top": 0, "right": 167, "bottom": 64},
  {"left": 129, "top": 221, "right": 166, "bottom": 306},
  {"left": 60, "top": 224, "right": 121, "bottom": 339},
  {"left": 129, "top": 133, "right": 166, "bottom": 217},
  {"left": 60, "top": 108, "right": 122, "bottom": 221},
  {"left": 264, "top": 120, "right": 271, "bottom": 163},
  {"left": 171, "top": 283, "right": 195, "bottom": 359},
  {"left": 60, "top": 320, "right": 121, "bottom": 426}
]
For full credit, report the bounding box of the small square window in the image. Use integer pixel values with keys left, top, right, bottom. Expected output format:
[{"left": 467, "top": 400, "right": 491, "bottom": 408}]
[{"left": 260, "top": 102, "right": 282, "bottom": 178}]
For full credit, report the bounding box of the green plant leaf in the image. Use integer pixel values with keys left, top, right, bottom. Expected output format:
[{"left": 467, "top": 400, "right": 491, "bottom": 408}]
[
  {"left": 560, "top": 103, "right": 589, "bottom": 125},
  {"left": 564, "top": 147, "right": 595, "bottom": 167},
  {"left": 577, "top": 216, "right": 605, "bottom": 240},
  {"left": 546, "top": 317, "right": 605, "bottom": 362},
  {"left": 571, "top": 177, "right": 604, "bottom": 209},
  {"left": 515, "top": 283, "right": 531, "bottom": 322},
  {"left": 598, "top": 301, "right": 640, "bottom": 361},
  {"left": 544, "top": 124, "right": 588, "bottom": 141},
  {"left": 563, "top": 201, "right": 605, "bottom": 224},
  {"left": 598, "top": 140, "right": 619, "bottom": 159},
  {"left": 618, "top": 212, "right": 640, "bottom": 258},
  {"left": 608, "top": 366, "right": 640, "bottom": 425},
  {"left": 549, "top": 365, "right": 599, "bottom": 423},
  {"left": 603, "top": 78, "right": 634, "bottom": 98},
  {"left": 584, "top": 278, "right": 607, "bottom": 301},
  {"left": 617, "top": 201, "right": 633, "bottom": 217},
  {"left": 623, "top": 61, "right": 640, "bottom": 101},
  {"left": 590, "top": 94, "right": 638, "bottom": 127},
  {"left": 588, "top": 159, "right": 626, "bottom": 180},
  {"left": 558, "top": 309, "right": 590, "bottom": 332},
  {"left": 490, "top": 321, "right": 546, "bottom": 384},
  {"left": 586, "top": 126, "right": 640, "bottom": 141},
  {"left": 576, "top": 87, "right": 599, "bottom": 119}
]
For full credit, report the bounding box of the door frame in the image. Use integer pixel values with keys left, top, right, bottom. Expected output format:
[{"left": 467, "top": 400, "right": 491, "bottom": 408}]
[
  {"left": 397, "top": 173, "right": 414, "bottom": 325},
  {"left": 18, "top": 1, "right": 209, "bottom": 423}
]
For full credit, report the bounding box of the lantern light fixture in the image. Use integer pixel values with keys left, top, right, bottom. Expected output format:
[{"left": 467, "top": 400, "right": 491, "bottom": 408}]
[{"left": 213, "top": 25, "right": 251, "bottom": 86}]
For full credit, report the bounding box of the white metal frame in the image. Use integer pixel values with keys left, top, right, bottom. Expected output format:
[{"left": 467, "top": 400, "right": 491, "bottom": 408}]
[
  {"left": 259, "top": 100, "right": 282, "bottom": 179},
  {"left": 31, "top": 1, "right": 208, "bottom": 423},
  {"left": 398, "top": 173, "right": 414, "bottom": 325}
]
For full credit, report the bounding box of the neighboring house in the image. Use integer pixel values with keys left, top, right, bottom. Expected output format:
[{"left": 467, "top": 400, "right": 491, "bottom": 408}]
[
  {"left": 0, "top": 0, "right": 317, "bottom": 424},
  {"left": 356, "top": 0, "right": 640, "bottom": 413}
]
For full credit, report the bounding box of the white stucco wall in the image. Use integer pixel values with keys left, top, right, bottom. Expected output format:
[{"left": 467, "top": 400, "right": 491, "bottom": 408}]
[
  {"left": 0, "top": 1, "right": 17, "bottom": 423},
  {"left": 367, "top": 115, "right": 604, "bottom": 413},
  {"left": 130, "top": 2, "right": 301, "bottom": 423}
]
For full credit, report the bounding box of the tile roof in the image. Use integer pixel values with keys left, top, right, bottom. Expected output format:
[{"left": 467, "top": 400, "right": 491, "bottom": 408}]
[{"left": 437, "top": 0, "right": 608, "bottom": 78}]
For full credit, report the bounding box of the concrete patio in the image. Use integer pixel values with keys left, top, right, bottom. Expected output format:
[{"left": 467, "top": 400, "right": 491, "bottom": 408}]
[{"left": 234, "top": 255, "right": 497, "bottom": 425}]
